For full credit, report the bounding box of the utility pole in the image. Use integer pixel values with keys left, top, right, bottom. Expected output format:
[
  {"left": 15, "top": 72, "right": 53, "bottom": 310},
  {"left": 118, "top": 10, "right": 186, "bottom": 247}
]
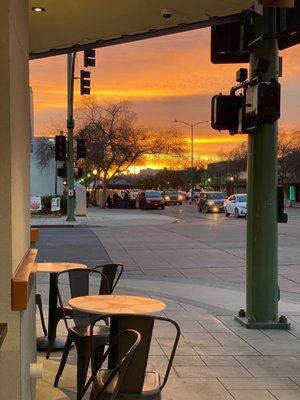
[
  {"left": 235, "top": 6, "right": 289, "bottom": 329},
  {"left": 66, "top": 52, "right": 76, "bottom": 222}
]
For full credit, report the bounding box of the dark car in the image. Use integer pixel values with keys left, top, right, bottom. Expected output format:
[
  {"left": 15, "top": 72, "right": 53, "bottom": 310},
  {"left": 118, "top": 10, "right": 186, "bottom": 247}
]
[
  {"left": 198, "top": 191, "right": 226, "bottom": 213},
  {"left": 162, "top": 189, "right": 183, "bottom": 205},
  {"left": 138, "top": 190, "right": 165, "bottom": 210}
]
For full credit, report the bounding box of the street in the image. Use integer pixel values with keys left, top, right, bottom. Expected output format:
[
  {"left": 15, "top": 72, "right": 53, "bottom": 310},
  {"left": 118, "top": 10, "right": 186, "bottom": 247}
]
[{"left": 36, "top": 203, "right": 300, "bottom": 312}]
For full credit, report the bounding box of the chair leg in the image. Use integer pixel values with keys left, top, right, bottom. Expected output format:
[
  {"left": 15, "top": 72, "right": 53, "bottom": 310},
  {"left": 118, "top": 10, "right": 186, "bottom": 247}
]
[
  {"left": 53, "top": 337, "right": 73, "bottom": 387},
  {"left": 91, "top": 343, "right": 105, "bottom": 375},
  {"left": 36, "top": 293, "right": 48, "bottom": 337},
  {"left": 75, "top": 340, "right": 91, "bottom": 400}
]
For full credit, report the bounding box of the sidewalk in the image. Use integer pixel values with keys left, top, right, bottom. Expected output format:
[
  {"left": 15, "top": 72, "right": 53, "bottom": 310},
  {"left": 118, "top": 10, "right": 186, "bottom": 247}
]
[
  {"left": 37, "top": 293, "right": 300, "bottom": 400},
  {"left": 31, "top": 208, "right": 178, "bottom": 227}
]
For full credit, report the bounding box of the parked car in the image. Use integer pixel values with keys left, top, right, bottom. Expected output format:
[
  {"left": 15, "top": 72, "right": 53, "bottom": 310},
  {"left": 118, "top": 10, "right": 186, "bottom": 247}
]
[
  {"left": 189, "top": 189, "right": 201, "bottom": 201},
  {"left": 179, "top": 190, "right": 190, "bottom": 200},
  {"left": 162, "top": 189, "right": 183, "bottom": 205},
  {"left": 138, "top": 190, "right": 165, "bottom": 209},
  {"left": 224, "top": 194, "right": 247, "bottom": 218},
  {"left": 198, "top": 191, "right": 226, "bottom": 213}
]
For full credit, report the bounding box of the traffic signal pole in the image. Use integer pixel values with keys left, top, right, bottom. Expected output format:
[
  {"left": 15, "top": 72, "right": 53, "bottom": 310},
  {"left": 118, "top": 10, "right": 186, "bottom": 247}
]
[
  {"left": 235, "top": 7, "right": 289, "bottom": 329},
  {"left": 66, "top": 52, "right": 76, "bottom": 222}
]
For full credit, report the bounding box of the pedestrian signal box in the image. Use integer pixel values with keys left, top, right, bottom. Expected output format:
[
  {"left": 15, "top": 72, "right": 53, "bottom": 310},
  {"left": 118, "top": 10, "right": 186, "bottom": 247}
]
[
  {"left": 211, "top": 94, "right": 242, "bottom": 132},
  {"left": 244, "top": 80, "right": 281, "bottom": 131}
]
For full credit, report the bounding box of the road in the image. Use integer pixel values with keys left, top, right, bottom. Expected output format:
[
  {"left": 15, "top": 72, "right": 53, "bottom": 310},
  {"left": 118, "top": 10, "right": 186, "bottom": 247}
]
[{"left": 36, "top": 203, "right": 300, "bottom": 312}]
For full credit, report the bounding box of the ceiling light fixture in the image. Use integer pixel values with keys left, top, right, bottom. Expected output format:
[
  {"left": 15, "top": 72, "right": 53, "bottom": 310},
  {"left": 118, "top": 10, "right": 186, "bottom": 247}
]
[{"left": 31, "top": 6, "right": 45, "bottom": 12}]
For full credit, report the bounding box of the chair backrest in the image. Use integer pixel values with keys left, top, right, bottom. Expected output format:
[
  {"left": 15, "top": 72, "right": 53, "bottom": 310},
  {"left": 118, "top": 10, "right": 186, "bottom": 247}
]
[
  {"left": 92, "top": 263, "right": 124, "bottom": 294},
  {"left": 91, "top": 314, "right": 180, "bottom": 395},
  {"left": 56, "top": 268, "right": 109, "bottom": 331},
  {"left": 78, "top": 327, "right": 141, "bottom": 400}
]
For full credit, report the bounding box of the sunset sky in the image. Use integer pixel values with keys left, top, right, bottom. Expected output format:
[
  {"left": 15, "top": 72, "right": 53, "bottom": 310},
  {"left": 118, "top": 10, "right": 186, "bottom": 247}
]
[{"left": 30, "top": 27, "right": 300, "bottom": 168}]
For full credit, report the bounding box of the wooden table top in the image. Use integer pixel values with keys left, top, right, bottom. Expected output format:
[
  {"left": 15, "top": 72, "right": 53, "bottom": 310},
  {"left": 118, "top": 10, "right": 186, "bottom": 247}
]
[
  {"left": 69, "top": 295, "right": 166, "bottom": 315},
  {"left": 35, "top": 262, "right": 87, "bottom": 273}
]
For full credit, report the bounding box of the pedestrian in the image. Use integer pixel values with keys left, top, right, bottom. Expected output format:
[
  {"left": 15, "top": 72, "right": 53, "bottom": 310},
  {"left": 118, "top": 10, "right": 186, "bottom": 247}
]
[
  {"left": 106, "top": 194, "right": 112, "bottom": 208},
  {"left": 124, "top": 191, "right": 129, "bottom": 209},
  {"left": 112, "top": 192, "right": 120, "bottom": 208}
]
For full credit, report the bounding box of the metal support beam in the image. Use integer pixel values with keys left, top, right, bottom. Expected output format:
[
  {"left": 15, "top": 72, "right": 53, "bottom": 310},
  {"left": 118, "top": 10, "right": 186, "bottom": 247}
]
[
  {"left": 66, "top": 52, "right": 76, "bottom": 222},
  {"left": 235, "top": 6, "right": 289, "bottom": 329}
]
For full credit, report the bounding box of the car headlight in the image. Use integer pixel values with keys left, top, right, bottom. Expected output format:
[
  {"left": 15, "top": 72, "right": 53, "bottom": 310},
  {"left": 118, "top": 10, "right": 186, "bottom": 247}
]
[
  {"left": 165, "top": 196, "right": 170, "bottom": 201},
  {"left": 208, "top": 201, "right": 214, "bottom": 206}
]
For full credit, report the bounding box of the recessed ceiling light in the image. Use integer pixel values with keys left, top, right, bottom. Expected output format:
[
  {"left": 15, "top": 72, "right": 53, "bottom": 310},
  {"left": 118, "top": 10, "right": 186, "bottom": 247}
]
[{"left": 31, "top": 7, "right": 45, "bottom": 12}]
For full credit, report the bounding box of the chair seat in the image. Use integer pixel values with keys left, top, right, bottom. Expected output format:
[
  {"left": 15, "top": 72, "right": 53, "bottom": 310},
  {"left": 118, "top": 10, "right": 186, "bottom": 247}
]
[
  {"left": 93, "top": 370, "right": 161, "bottom": 400},
  {"left": 70, "top": 324, "right": 110, "bottom": 339},
  {"left": 62, "top": 304, "right": 74, "bottom": 316}
]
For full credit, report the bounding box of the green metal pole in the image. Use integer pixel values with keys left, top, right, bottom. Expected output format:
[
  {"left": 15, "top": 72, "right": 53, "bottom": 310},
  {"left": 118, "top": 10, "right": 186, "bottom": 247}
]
[
  {"left": 66, "top": 52, "right": 76, "bottom": 222},
  {"left": 235, "top": 7, "right": 288, "bottom": 329}
]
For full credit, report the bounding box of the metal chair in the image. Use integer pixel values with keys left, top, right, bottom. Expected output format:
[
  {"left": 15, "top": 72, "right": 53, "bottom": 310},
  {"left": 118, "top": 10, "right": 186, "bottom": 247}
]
[
  {"left": 93, "top": 263, "right": 124, "bottom": 294},
  {"left": 47, "top": 263, "right": 123, "bottom": 359},
  {"left": 84, "top": 314, "right": 180, "bottom": 400},
  {"left": 53, "top": 268, "right": 110, "bottom": 398},
  {"left": 78, "top": 327, "right": 141, "bottom": 400},
  {"left": 36, "top": 293, "right": 47, "bottom": 336}
]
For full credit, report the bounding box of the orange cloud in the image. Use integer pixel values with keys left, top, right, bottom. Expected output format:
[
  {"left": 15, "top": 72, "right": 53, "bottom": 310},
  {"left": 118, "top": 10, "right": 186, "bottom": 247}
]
[{"left": 30, "top": 28, "right": 300, "bottom": 160}]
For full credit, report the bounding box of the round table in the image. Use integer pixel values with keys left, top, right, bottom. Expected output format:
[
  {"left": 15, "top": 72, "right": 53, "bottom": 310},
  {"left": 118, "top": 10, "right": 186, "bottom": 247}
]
[
  {"left": 69, "top": 294, "right": 166, "bottom": 388},
  {"left": 68, "top": 294, "right": 166, "bottom": 315},
  {"left": 36, "top": 262, "right": 87, "bottom": 351}
]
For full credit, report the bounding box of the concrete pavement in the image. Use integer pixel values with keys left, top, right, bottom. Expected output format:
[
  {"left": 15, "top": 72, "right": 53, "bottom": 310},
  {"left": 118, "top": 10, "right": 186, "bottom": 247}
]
[
  {"left": 35, "top": 204, "right": 300, "bottom": 400},
  {"left": 31, "top": 207, "right": 178, "bottom": 227}
]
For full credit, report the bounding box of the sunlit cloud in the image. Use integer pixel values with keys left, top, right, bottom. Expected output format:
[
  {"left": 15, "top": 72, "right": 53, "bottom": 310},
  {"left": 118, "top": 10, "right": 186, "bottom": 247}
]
[{"left": 30, "top": 27, "right": 300, "bottom": 160}]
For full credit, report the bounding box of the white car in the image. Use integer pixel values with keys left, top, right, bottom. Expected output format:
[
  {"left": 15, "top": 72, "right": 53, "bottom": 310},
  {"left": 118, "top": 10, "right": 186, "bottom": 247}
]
[{"left": 224, "top": 194, "right": 247, "bottom": 218}]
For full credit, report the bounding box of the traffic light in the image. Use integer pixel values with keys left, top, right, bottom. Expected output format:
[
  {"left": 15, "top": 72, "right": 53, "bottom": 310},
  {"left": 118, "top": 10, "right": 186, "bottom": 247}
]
[
  {"left": 77, "top": 138, "right": 86, "bottom": 159},
  {"left": 55, "top": 135, "right": 66, "bottom": 161},
  {"left": 278, "top": 186, "right": 288, "bottom": 223},
  {"left": 211, "top": 20, "right": 252, "bottom": 64},
  {"left": 74, "top": 167, "right": 83, "bottom": 179},
  {"left": 57, "top": 166, "right": 67, "bottom": 178},
  {"left": 84, "top": 49, "right": 96, "bottom": 67},
  {"left": 80, "top": 70, "right": 90, "bottom": 95}
]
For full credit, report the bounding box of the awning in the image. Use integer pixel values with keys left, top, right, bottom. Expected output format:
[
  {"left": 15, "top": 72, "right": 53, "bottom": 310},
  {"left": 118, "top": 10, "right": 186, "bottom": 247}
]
[{"left": 29, "top": 0, "right": 256, "bottom": 59}]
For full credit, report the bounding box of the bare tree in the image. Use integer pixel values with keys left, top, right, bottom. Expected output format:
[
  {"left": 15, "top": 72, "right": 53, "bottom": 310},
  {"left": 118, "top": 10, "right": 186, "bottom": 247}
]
[
  {"left": 77, "top": 100, "right": 184, "bottom": 207},
  {"left": 217, "top": 142, "right": 247, "bottom": 180},
  {"left": 34, "top": 138, "right": 55, "bottom": 169},
  {"left": 278, "top": 134, "right": 300, "bottom": 196}
]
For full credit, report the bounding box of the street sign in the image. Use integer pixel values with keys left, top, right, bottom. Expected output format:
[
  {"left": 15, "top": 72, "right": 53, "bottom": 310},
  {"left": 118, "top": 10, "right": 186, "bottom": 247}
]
[
  {"left": 30, "top": 196, "right": 42, "bottom": 211},
  {"left": 51, "top": 197, "right": 61, "bottom": 212},
  {"left": 289, "top": 185, "right": 296, "bottom": 201}
]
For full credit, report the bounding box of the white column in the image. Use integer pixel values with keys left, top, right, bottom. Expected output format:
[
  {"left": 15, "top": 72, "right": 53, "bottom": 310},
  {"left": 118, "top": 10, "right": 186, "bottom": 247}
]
[{"left": 0, "top": 1, "right": 36, "bottom": 399}]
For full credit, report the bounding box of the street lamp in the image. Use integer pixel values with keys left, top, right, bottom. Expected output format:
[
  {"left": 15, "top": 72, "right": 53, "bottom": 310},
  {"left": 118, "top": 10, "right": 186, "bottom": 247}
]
[{"left": 173, "top": 119, "right": 209, "bottom": 196}]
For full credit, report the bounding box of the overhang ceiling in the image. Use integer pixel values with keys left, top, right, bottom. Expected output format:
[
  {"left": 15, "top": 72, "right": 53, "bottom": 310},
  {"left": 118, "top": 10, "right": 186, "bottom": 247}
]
[{"left": 29, "top": 0, "right": 255, "bottom": 59}]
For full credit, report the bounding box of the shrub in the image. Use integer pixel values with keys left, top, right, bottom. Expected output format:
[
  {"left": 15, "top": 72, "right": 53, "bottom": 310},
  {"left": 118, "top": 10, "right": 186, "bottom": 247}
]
[{"left": 38, "top": 195, "right": 68, "bottom": 215}]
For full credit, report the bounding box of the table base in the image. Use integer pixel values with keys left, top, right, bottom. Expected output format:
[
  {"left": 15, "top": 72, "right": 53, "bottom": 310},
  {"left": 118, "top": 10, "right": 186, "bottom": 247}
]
[{"left": 37, "top": 336, "right": 71, "bottom": 351}]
